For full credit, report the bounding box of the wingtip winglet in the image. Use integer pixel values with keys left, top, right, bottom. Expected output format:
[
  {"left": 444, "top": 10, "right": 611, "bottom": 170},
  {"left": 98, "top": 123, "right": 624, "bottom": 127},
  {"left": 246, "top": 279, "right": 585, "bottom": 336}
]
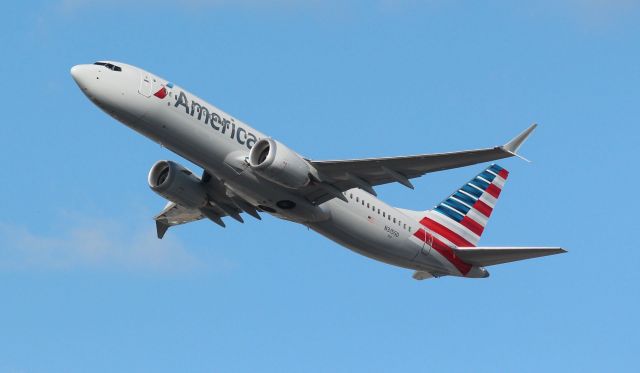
[
  {"left": 156, "top": 220, "right": 169, "bottom": 239},
  {"left": 503, "top": 123, "right": 537, "bottom": 159}
]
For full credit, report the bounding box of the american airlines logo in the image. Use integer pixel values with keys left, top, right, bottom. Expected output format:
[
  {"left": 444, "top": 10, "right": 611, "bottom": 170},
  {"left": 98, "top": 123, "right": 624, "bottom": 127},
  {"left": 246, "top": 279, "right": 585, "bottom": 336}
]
[
  {"left": 171, "top": 90, "right": 259, "bottom": 149},
  {"left": 154, "top": 86, "right": 168, "bottom": 99}
]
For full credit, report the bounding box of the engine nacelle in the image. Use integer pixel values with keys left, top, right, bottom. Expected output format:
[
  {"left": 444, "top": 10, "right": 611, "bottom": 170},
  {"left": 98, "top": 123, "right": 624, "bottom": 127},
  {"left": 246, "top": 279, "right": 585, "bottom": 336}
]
[
  {"left": 248, "top": 138, "right": 311, "bottom": 189},
  {"left": 148, "top": 160, "right": 208, "bottom": 208}
]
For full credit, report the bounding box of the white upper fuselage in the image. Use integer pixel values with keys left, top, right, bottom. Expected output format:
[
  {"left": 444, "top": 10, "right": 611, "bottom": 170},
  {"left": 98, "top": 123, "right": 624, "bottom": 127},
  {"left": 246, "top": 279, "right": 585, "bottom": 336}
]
[{"left": 70, "top": 61, "right": 485, "bottom": 277}]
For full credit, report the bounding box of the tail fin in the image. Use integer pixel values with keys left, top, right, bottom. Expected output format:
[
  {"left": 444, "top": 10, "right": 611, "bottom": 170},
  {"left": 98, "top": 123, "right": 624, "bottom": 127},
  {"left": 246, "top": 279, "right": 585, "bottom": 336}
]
[{"left": 421, "top": 164, "right": 509, "bottom": 247}]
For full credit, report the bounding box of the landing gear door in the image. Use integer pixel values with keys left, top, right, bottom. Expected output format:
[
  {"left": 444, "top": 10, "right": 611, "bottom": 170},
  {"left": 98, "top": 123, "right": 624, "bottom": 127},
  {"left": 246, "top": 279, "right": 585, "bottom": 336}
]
[{"left": 138, "top": 73, "right": 152, "bottom": 97}]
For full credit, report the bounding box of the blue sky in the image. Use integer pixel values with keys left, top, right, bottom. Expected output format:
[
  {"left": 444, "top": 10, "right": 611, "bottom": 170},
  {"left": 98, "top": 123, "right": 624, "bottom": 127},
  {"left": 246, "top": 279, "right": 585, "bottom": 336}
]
[{"left": 1, "top": 1, "right": 639, "bottom": 372}]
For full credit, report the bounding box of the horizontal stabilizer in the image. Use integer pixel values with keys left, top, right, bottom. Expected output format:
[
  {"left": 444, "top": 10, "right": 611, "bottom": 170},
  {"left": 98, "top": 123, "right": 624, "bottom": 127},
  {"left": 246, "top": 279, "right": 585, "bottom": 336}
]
[{"left": 453, "top": 246, "right": 566, "bottom": 267}]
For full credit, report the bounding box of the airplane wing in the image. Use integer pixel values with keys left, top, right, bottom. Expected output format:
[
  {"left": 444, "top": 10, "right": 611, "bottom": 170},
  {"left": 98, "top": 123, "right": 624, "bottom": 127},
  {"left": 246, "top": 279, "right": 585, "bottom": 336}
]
[
  {"left": 154, "top": 171, "right": 261, "bottom": 238},
  {"left": 154, "top": 202, "right": 204, "bottom": 239},
  {"left": 303, "top": 124, "right": 537, "bottom": 204},
  {"left": 452, "top": 246, "right": 567, "bottom": 267}
]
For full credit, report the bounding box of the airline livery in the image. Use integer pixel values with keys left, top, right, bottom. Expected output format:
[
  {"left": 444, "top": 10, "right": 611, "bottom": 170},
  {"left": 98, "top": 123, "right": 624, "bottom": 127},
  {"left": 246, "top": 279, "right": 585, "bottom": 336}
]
[{"left": 71, "top": 61, "right": 565, "bottom": 280}]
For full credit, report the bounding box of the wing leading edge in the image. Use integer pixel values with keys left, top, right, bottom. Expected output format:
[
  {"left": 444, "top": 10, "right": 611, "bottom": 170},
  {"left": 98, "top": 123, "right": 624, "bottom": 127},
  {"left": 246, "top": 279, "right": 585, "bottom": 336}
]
[{"left": 304, "top": 124, "right": 537, "bottom": 204}]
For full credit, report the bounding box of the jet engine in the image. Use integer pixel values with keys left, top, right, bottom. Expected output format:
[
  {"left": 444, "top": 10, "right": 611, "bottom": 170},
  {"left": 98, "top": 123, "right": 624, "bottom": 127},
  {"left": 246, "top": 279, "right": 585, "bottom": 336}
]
[
  {"left": 248, "top": 138, "right": 312, "bottom": 189},
  {"left": 148, "top": 160, "right": 208, "bottom": 208}
]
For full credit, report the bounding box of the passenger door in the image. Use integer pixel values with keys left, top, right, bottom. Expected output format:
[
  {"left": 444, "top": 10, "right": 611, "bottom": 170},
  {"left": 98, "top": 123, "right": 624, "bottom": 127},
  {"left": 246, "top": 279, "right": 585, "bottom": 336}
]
[{"left": 138, "top": 72, "right": 152, "bottom": 97}]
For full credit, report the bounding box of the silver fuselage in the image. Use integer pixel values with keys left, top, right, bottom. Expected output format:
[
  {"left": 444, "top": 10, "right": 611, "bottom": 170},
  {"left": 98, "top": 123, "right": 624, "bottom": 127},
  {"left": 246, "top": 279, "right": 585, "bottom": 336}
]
[{"left": 71, "top": 61, "right": 479, "bottom": 277}]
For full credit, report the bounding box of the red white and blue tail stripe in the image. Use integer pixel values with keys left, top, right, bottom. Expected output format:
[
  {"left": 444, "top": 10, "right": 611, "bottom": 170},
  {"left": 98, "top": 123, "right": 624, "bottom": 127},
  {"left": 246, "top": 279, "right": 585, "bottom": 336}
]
[
  {"left": 410, "top": 164, "right": 509, "bottom": 275},
  {"left": 423, "top": 164, "right": 508, "bottom": 248}
]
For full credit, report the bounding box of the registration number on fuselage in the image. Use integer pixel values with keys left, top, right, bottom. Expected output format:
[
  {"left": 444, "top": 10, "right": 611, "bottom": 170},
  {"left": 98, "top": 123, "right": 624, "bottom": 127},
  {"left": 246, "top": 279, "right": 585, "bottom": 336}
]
[{"left": 384, "top": 225, "right": 400, "bottom": 238}]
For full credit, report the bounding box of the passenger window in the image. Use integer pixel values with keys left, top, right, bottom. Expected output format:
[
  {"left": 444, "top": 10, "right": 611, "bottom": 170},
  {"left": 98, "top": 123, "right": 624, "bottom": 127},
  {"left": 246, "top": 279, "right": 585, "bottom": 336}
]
[
  {"left": 350, "top": 193, "right": 353, "bottom": 199},
  {"left": 367, "top": 203, "right": 370, "bottom": 208},
  {"left": 356, "top": 197, "right": 359, "bottom": 202},
  {"left": 409, "top": 227, "right": 412, "bottom": 232},
  {"left": 383, "top": 212, "right": 386, "bottom": 217},
  {"left": 403, "top": 224, "right": 407, "bottom": 229}
]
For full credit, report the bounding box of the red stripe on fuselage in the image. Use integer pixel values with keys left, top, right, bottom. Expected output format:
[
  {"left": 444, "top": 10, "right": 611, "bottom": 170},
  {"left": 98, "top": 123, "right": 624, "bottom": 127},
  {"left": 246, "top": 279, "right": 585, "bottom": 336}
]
[
  {"left": 419, "top": 217, "right": 474, "bottom": 247},
  {"left": 413, "top": 229, "right": 472, "bottom": 275},
  {"left": 473, "top": 200, "right": 493, "bottom": 217},
  {"left": 486, "top": 184, "right": 501, "bottom": 198},
  {"left": 460, "top": 216, "right": 484, "bottom": 236}
]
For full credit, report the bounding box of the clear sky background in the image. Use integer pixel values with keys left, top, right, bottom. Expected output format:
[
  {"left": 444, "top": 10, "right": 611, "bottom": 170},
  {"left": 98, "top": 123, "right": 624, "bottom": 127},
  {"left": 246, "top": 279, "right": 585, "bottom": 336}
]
[{"left": 1, "top": 1, "right": 639, "bottom": 372}]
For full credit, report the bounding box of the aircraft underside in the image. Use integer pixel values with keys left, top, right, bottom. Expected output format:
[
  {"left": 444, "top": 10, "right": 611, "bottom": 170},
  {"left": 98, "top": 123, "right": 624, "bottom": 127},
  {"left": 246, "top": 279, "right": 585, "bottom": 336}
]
[{"left": 70, "top": 60, "right": 566, "bottom": 280}]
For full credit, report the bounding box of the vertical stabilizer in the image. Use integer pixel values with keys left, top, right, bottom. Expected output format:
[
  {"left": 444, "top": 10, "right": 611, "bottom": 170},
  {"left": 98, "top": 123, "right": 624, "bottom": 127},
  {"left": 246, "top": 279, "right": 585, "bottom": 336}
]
[{"left": 421, "top": 164, "right": 509, "bottom": 248}]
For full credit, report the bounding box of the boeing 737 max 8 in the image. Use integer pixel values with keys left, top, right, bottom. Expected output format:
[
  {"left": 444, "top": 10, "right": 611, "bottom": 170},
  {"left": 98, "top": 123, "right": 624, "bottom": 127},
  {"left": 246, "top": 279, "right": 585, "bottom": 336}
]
[{"left": 71, "top": 61, "right": 565, "bottom": 280}]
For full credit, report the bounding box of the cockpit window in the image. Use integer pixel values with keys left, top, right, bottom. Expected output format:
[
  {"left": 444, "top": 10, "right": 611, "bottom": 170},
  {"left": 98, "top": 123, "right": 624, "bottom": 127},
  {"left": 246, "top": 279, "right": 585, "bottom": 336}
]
[{"left": 93, "top": 62, "right": 122, "bottom": 72}]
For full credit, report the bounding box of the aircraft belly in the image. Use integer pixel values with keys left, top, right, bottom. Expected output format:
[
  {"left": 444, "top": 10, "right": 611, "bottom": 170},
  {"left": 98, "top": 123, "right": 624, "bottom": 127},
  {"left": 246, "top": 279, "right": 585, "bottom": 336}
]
[
  {"left": 135, "top": 105, "right": 458, "bottom": 274},
  {"left": 308, "top": 200, "right": 422, "bottom": 270},
  {"left": 71, "top": 62, "right": 565, "bottom": 279},
  {"left": 140, "top": 106, "right": 327, "bottom": 222}
]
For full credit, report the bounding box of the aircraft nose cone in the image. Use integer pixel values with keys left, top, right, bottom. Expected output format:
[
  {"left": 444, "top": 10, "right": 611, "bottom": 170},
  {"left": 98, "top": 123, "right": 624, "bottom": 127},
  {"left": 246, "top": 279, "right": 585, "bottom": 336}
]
[
  {"left": 70, "top": 64, "right": 92, "bottom": 88},
  {"left": 70, "top": 65, "right": 80, "bottom": 80}
]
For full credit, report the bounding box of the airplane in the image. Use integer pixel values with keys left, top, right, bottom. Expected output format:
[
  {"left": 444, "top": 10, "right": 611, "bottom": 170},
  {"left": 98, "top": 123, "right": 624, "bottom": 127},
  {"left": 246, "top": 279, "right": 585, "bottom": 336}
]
[{"left": 70, "top": 61, "right": 565, "bottom": 280}]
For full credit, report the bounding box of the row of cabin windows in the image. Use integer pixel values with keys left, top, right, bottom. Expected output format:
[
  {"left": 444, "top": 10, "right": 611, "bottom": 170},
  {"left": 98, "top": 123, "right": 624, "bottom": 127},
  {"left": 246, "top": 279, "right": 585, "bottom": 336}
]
[{"left": 348, "top": 193, "right": 412, "bottom": 232}]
